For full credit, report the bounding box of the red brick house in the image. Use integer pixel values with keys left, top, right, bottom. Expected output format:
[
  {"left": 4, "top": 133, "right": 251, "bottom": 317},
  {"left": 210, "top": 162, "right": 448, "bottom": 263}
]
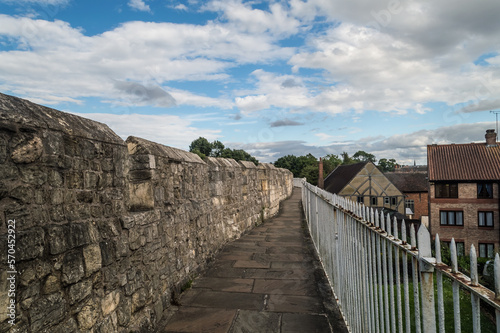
[{"left": 427, "top": 129, "right": 500, "bottom": 257}]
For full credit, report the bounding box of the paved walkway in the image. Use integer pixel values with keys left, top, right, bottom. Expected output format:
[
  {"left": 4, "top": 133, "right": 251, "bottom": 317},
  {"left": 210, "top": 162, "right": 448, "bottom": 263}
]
[{"left": 158, "top": 188, "right": 348, "bottom": 333}]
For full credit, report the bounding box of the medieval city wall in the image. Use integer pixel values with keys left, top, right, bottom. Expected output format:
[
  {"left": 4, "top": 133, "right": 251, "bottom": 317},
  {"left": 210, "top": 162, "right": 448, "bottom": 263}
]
[{"left": 0, "top": 93, "right": 293, "bottom": 332}]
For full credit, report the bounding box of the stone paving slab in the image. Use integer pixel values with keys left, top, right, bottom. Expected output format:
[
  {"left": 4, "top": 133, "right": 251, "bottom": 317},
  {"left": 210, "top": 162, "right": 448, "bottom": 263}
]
[
  {"left": 158, "top": 307, "right": 236, "bottom": 333},
  {"left": 193, "top": 277, "right": 254, "bottom": 293},
  {"left": 158, "top": 188, "right": 348, "bottom": 333}
]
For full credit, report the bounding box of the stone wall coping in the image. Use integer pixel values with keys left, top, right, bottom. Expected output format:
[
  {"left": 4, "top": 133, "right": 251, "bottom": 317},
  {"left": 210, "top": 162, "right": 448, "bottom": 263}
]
[
  {"left": 206, "top": 156, "right": 241, "bottom": 168},
  {"left": 239, "top": 160, "right": 258, "bottom": 169},
  {"left": 126, "top": 136, "right": 205, "bottom": 164},
  {"left": 0, "top": 93, "right": 124, "bottom": 145},
  {"left": 258, "top": 163, "right": 277, "bottom": 170}
]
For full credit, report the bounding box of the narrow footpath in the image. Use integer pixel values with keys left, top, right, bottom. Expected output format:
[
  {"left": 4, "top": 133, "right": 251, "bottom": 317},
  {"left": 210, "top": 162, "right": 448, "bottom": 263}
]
[{"left": 158, "top": 188, "right": 348, "bottom": 333}]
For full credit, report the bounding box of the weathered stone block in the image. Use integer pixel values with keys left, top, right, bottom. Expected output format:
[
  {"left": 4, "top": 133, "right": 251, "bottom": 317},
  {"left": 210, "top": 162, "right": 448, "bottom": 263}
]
[
  {"left": 50, "top": 317, "right": 78, "bottom": 333},
  {"left": 99, "top": 240, "right": 116, "bottom": 266},
  {"left": 47, "top": 225, "right": 69, "bottom": 255},
  {"left": 61, "top": 250, "right": 85, "bottom": 285},
  {"left": 20, "top": 166, "right": 47, "bottom": 185},
  {"left": 117, "top": 295, "right": 131, "bottom": 326},
  {"left": 65, "top": 171, "right": 83, "bottom": 189},
  {"left": 76, "top": 190, "right": 93, "bottom": 203},
  {"left": 42, "top": 275, "right": 60, "bottom": 295},
  {"left": 9, "top": 185, "right": 34, "bottom": 203},
  {"left": 120, "top": 216, "right": 135, "bottom": 229},
  {"left": 129, "top": 228, "right": 142, "bottom": 251},
  {"left": 84, "top": 171, "right": 99, "bottom": 189},
  {"left": 130, "top": 169, "right": 152, "bottom": 181},
  {"left": 17, "top": 228, "right": 44, "bottom": 261},
  {"left": 131, "top": 288, "right": 147, "bottom": 313},
  {"left": 96, "top": 312, "right": 118, "bottom": 333},
  {"left": 101, "top": 290, "right": 120, "bottom": 316},
  {"left": 68, "top": 279, "right": 92, "bottom": 304},
  {"left": 67, "top": 222, "right": 98, "bottom": 249},
  {"left": 0, "top": 136, "right": 7, "bottom": 164},
  {"left": 97, "top": 219, "right": 120, "bottom": 239},
  {"left": 129, "top": 182, "right": 154, "bottom": 211},
  {"left": 29, "top": 292, "right": 65, "bottom": 332},
  {"left": 83, "top": 244, "right": 102, "bottom": 277},
  {"left": 77, "top": 298, "right": 98, "bottom": 330},
  {"left": 49, "top": 205, "right": 65, "bottom": 222},
  {"left": 11, "top": 136, "right": 43, "bottom": 164}
]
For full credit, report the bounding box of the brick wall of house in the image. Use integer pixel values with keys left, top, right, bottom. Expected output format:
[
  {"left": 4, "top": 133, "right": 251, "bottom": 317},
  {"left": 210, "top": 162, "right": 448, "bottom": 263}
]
[
  {"left": 406, "top": 191, "right": 428, "bottom": 220},
  {"left": 429, "top": 182, "right": 499, "bottom": 255}
]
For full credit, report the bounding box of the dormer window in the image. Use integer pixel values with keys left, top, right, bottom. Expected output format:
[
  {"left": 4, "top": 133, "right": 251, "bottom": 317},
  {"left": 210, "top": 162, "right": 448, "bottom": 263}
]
[{"left": 477, "top": 183, "right": 493, "bottom": 199}]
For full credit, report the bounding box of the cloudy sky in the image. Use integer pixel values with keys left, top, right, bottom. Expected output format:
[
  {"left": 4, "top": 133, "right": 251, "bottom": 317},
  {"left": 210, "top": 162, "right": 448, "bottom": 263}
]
[{"left": 1, "top": 0, "right": 499, "bottom": 164}]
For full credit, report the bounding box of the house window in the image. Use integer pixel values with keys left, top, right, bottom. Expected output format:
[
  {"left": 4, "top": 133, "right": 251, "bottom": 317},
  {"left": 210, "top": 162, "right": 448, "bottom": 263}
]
[
  {"left": 435, "top": 183, "right": 458, "bottom": 198},
  {"left": 440, "top": 211, "right": 463, "bottom": 226},
  {"left": 405, "top": 199, "right": 415, "bottom": 214},
  {"left": 371, "top": 197, "right": 377, "bottom": 206},
  {"left": 384, "top": 197, "right": 390, "bottom": 204},
  {"left": 442, "top": 241, "right": 465, "bottom": 256},
  {"left": 357, "top": 196, "right": 363, "bottom": 203},
  {"left": 479, "top": 243, "right": 495, "bottom": 258},
  {"left": 391, "top": 197, "right": 397, "bottom": 206},
  {"left": 478, "top": 211, "right": 494, "bottom": 227},
  {"left": 477, "top": 183, "right": 493, "bottom": 199}
]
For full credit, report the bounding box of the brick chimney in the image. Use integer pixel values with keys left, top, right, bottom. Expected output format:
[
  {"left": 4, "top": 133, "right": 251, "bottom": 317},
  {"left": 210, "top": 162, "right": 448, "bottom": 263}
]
[
  {"left": 485, "top": 129, "right": 497, "bottom": 147},
  {"left": 318, "top": 158, "right": 324, "bottom": 189}
]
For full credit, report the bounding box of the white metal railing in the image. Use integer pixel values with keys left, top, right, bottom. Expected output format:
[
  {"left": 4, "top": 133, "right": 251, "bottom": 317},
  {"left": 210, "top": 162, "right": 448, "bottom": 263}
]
[{"left": 301, "top": 181, "right": 500, "bottom": 333}]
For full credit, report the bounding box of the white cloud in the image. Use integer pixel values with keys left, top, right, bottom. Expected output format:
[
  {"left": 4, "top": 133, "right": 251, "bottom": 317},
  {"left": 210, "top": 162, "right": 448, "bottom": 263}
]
[
  {"left": 204, "top": 0, "right": 302, "bottom": 38},
  {"left": 0, "top": 15, "right": 291, "bottom": 106},
  {"left": 128, "top": 0, "right": 151, "bottom": 12},
  {"left": 1, "top": 0, "right": 500, "bottom": 125},
  {"left": 174, "top": 4, "right": 188, "bottom": 11},
  {"left": 71, "top": 112, "right": 221, "bottom": 150},
  {"left": 230, "top": 122, "right": 496, "bottom": 163}
]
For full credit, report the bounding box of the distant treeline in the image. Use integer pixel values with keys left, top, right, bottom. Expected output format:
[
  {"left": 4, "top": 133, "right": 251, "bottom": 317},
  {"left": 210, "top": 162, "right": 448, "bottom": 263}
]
[{"left": 273, "top": 151, "right": 398, "bottom": 185}]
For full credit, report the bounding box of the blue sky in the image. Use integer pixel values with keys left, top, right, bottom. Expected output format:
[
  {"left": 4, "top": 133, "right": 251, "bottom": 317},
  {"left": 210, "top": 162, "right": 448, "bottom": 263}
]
[{"left": 1, "top": 0, "right": 499, "bottom": 164}]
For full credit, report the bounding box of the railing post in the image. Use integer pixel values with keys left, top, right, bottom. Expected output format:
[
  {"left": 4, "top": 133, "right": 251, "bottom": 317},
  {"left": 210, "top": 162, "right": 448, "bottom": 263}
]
[{"left": 417, "top": 224, "right": 437, "bottom": 333}]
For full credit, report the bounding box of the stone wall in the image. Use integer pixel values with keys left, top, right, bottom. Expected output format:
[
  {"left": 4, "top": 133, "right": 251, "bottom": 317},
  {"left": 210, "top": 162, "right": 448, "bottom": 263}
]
[{"left": 0, "top": 92, "right": 293, "bottom": 332}]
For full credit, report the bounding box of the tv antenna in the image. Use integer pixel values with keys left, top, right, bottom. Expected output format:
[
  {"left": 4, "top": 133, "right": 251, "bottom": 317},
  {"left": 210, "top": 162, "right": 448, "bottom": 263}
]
[{"left": 491, "top": 111, "right": 500, "bottom": 140}]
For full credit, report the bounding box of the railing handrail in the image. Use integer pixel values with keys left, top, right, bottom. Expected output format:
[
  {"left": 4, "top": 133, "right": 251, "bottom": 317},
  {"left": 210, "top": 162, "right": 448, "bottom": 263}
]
[{"left": 301, "top": 180, "right": 500, "bottom": 333}]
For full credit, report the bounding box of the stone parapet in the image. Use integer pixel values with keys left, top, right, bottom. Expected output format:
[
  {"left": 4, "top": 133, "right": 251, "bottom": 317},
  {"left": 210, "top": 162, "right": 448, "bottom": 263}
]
[{"left": 0, "top": 92, "right": 293, "bottom": 332}]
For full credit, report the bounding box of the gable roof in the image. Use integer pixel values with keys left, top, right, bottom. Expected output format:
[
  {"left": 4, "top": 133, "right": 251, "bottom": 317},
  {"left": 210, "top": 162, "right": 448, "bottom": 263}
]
[
  {"left": 324, "top": 162, "right": 367, "bottom": 194},
  {"left": 427, "top": 143, "right": 500, "bottom": 181},
  {"left": 385, "top": 172, "right": 428, "bottom": 193}
]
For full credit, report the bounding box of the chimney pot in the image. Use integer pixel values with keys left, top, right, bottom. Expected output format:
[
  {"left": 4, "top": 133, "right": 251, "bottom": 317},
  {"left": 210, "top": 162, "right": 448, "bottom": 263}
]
[{"left": 485, "top": 129, "right": 497, "bottom": 147}]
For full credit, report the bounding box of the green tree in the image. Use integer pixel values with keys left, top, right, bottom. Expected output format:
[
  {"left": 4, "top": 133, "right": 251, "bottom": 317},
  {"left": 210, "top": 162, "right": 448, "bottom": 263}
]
[
  {"left": 352, "top": 150, "right": 376, "bottom": 163},
  {"left": 188, "top": 138, "right": 258, "bottom": 164},
  {"left": 322, "top": 154, "right": 342, "bottom": 176},
  {"left": 300, "top": 164, "right": 320, "bottom": 185},
  {"left": 274, "top": 154, "right": 317, "bottom": 178},
  {"left": 211, "top": 140, "right": 225, "bottom": 157},
  {"left": 341, "top": 152, "right": 356, "bottom": 165},
  {"left": 189, "top": 137, "right": 212, "bottom": 157},
  {"left": 378, "top": 158, "right": 398, "bottom": 172},
  {"left": 274, "top": 155, "right": 298, "bottom": 175}
]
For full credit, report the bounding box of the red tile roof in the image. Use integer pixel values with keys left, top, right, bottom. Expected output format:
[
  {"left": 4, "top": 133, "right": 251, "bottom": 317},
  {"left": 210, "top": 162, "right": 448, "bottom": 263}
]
[
  {"left": 427, "top": 143, "right": 500, "bottom": 181},
  {"left": 385, "top": 172, "right": 428, "bottom": 192}
]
